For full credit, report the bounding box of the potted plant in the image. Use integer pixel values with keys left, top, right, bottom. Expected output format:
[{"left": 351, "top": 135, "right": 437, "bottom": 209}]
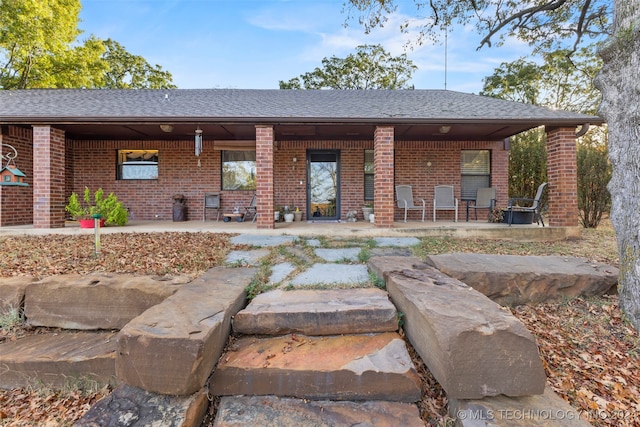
[
  {"left": 362, "top": 203, "right": 373, "bottom": 221},
  {"left": 293, "top": 206, "right": 303, "bottom": 222},
  {"left": 283, "top": 206, "right": 294, "bottom": 223},
  {"left": 66, "top": 187, "right": 128, "bottom": 228}
]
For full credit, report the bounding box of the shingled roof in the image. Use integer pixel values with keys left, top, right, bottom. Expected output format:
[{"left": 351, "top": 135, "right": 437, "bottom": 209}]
[{"left": 0, "top": 89, "right": 603, "bottom": 141}]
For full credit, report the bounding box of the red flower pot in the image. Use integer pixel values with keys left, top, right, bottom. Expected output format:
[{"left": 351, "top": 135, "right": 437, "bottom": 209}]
[{"left": 78, "top": 218, "right": 106, "bottom": 228}]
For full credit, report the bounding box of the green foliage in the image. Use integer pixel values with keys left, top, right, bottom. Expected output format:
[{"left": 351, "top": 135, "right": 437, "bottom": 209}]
[
  {"left": 102, "top": 39, "right": 177, "bottom": 89},
  {"left": 65, "top": 187, "right": 128, "bottom": 225},
  {"left": 0, "top": 0, "right": 174, "bottom": 89},
  {"left": 0, "top": 0, "right": 106, "bottom": 89},
  {"left": 508, "top": 129, "right": 547, "bottom": 200},
  {"left": 577, "top": 134, "right": 611, "bottom": 228},
  {"left": 0, "top": 307, "right": 24, "bottom": 333},
  {"left": 279, "top": 44, "right": 416, "bottom": 90}
]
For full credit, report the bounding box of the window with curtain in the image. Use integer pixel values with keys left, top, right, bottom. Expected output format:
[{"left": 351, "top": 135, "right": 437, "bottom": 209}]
[
  {"left": 461, "top": 150, "right": 491, "bottom": 199},
  {"left": 222, "top": 150, "right": 256, "bottom": 190},
  {"left": 364, "top": 149, "right": 374, "bottom": 201},
  {"left": 117, "top": 150, "right": 159, "bottom": 180}
]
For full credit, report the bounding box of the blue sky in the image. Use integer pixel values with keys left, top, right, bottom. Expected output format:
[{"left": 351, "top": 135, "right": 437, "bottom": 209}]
[{"left": 79, "top": 0, "right": 529, "bottom": 93}]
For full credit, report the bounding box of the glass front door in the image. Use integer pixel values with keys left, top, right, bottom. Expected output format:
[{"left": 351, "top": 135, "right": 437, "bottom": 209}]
[{"left": 307, "top": 151, "right": 340, "bottom": 221}]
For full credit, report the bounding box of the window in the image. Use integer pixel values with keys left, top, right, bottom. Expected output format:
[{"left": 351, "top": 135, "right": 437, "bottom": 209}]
[
  {"left": 461, "top": 150, "right": 490, "bottom": 199},
  {"left": 222, "top": 150, "right": 256, "bottom": 190},
  {"left": 364, "top": 149, "right": 374, "bottom": 201},
  {"left": 117, "top": 150, "right": 158, "bottom": 180}
]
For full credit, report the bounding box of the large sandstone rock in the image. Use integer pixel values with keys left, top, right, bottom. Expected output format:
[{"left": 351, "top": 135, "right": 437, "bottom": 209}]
[
  {"left": 449, "top": 387, "right": 592, "bottom": 426},
  {"left": 0, "top": 276, "right": 36, "bottom": 313},
  {"left": 209, "top": 332, "right": 422, "bottom": 402},
  {"left": 77, "top": 384, "right": 209, "bottom": 427},
  {"left": 425, "top": 253, "right": 618, "bottom": 306},
  {"left": 116, "top": 267, "right": 255, "bottom": 396},
  {"left": 369, "top": 256, "right": 546, "bottom": 400},
  {"left": 215, "top": 395, "right": 424, "bottom": 427},
  {"left": 24, "top": 273, "right": 190, "bottom": 330},
  {"left": 233, "top": 288, "right": 398, "bottom": 335},
  {"left": 0, "top": 331, "right": 117, "bottom": 389}
]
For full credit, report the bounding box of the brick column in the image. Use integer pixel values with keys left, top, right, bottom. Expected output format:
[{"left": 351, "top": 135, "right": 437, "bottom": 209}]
[
  {"left": 255, "top": 125, "right": 274, "bottom": 229},
  {"left": 33, "top": 126, "right": 66, "bottom": 228},
  {"left": 546, "top": 127, "right": 578, "bottom": 227},
  {"left": 373, "top": 126, "right": 395, "bottom": 228}
]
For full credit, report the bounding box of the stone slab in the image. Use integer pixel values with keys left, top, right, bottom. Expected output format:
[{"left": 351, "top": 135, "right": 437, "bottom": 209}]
[
  {"left": 233, "top": 288, "right": 398, "bottom": 335},
  {"left": 225, "top": 249, "right": 270, "bottom": 266},
  {"left": 268, "top": 262, "right": 295, "bottom": 284},
  {"left": 449, "top": 387, "right": 592, "bottom": 426},
  {"left": 425, "top": 253, "right": 619, "bottom": 306},
  {"left": 209, "top": 332, "right": 421, "bottom": 402},
  {"left": 290, "top": 264, "right": 369, "bottom": 287},
  {"left": 369, "top": 256, "right": 546, "bottom": 399},
  {"left": 374, "top": 237, "right": 421, "bottom": 247},
  {"left": 230, "top": 235, "right": 297, "bottom": 247},
  {"left": 77, "top": 384, "right": 209, "bottom": 427},
  {"left": 24, "top": 273, "right": 190, "bottom": 330},
  {"left": 314, "top": 247, "right": 361, "bottom": 262},
  {"left": 0, "top": 331, "right": 117, "bottom": 389},
  {"left": 215, "top": 395, "right": 424, "bottom": 427},
  {"left": 116, "top": 267, "right": 255, "bottom": 395},
  {"left": 0, "top": 276, "right": 36, "bottom": 313}
]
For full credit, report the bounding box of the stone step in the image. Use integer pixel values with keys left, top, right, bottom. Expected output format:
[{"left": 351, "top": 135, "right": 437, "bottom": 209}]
[
  {"left": 24, "top": 273, "right": 190, "bottom": 330},
  {"left": 369, "top": 256, "right": 546, "bottom": 400},
  {"left": 116, "top": 267, "right": 255, "bottom": 396},
  {"left": 0, "top": 331, "right": 117, "bottom": 389},
  {"left": 209, "top": 332, "right": 422, "bottom": 402},
  {"left": 425, "top": 253, "right": 618, "bottom": 306},
  {"left": 215, "top": 395, "right": 425, "bottom": 427},
  {"left": 233, "top": 288, "right": 398, "bottom": 336}
]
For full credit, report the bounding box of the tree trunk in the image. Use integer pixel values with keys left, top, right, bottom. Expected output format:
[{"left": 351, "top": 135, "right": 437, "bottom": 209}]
[{"left": 594, "top": 0, "right": 640, "bottom": 330}]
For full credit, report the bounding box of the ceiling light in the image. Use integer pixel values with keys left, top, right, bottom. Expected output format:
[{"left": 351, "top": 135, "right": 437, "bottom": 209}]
[
  {"left": 160, "top": 124, "right": 174, "bottom": 133},
  {"left": 439, "top": 125, "right": 451, "bottom": 134}
]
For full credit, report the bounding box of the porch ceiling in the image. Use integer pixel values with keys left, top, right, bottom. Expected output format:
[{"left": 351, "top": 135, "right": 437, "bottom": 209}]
[{"left": 50, "top": 121, "right": 539, "bottom": 142}]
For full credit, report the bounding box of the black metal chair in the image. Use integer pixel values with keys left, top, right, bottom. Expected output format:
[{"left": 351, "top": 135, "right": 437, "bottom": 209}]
[
  {"left": 243, "top": 193, "right": 257, "bottom": 222},
  {"left": 203, "top": 193, "right": 220, "bottom": 221},
  {"left": 506, "top": 182, "right": 547, "bottom": 226}
]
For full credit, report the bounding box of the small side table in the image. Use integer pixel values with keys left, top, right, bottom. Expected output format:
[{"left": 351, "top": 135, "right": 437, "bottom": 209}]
[{"left": 222, "top": 212, "right": 244, "bottom": 222}]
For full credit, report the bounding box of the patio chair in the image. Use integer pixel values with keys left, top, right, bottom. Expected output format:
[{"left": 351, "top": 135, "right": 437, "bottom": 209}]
[
  {"left": 467, "top": 187, "right": 496, "bottom": 221},
  {"left": 433, "top": 185, "right": 458, "bottom": 222},
  {"left": 396, "top": 185, "right": 426, "bottom": 222},
  {"left": 506, "top": 182, "right": 547, "bottom": 227},
  {"left": 203, "top": 192, "right": 220, "bottom": 222},
  {"left": 243, "top": 193, "right": 257, "bottom": 222}
]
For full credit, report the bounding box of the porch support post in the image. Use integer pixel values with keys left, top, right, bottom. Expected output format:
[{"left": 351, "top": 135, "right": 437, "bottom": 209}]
[
  {"left": 373, "top": 126, "right": 395, "bottom": 228},
  {"left": 255, "top": 125, "right": 274, "bottom": 229},
  {"left": 545, "top": 126, "right": 579, "bottom": 227},
  {"left": 33, "top": 125, "right": 66, "bottom": 228}
]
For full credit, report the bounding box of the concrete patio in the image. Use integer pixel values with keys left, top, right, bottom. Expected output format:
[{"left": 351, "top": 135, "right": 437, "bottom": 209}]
[{"left": 0, "top": 218, "right": 579, "bottom": 241}]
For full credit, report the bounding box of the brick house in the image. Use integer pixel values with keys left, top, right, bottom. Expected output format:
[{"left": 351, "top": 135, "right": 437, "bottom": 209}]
[{"left": 0, "top": 89, "right": 602, "bottom": 229}]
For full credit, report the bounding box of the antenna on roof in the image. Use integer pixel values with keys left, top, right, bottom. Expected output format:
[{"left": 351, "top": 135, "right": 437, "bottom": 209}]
[{"left": 444, "top": 28, "right": 448, "bottom": 90}]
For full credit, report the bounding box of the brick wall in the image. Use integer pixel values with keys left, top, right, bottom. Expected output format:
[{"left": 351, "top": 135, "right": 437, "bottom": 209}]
[
  {"left": 546, "top": 127, "right": 578, "bottom": 227},
  {"left": 0, "top": 126, "right": 34, "bottom": 226},
  {"left": 374, "top": 127, "right": 395, "bottom": 227},
  {"left": 255, "top": 126, "right": 274, "bottom": 229},
  {"left": 64, "top": 137, "right": 510, "bottom": 224},
  {"left": 33, "top": 126, "right": 66, "bottom": 228},
  {"left": 394, "top": 140, "right": 508, "bottom": 221}
]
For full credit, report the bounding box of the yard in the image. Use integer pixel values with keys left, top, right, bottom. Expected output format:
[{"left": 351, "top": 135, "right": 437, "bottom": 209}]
[{"left": 0, "top": 222, "right": 638, "bottom": 426}]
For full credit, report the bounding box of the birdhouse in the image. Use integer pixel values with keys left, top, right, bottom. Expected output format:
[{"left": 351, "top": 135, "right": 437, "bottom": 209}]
[{"left": 0, "top": 164, "right": 28, "bottom": 186}]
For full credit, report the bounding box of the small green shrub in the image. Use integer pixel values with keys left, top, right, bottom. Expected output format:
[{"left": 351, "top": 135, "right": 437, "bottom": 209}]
[{"left": 65, "top": 187, "right": 128, "bottom": 226}]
